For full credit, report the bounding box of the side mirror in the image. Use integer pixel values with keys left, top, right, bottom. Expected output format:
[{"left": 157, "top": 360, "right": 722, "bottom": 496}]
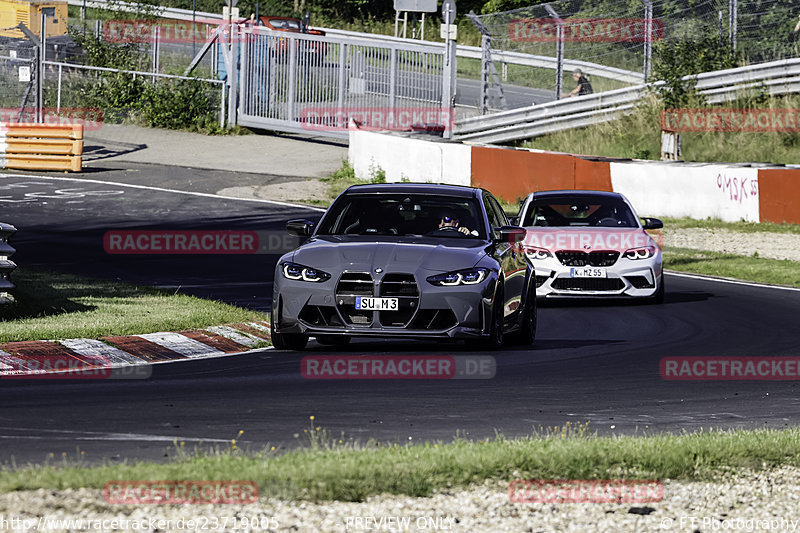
[
  {"left": 642, "top": 217, "right": 663, "bottom": 230},
  {"left": 287, "top": 219, "right": 315, "bottom": 237},
  {"left": 493, "top": 225, "right": 526, "bottom": 245}
]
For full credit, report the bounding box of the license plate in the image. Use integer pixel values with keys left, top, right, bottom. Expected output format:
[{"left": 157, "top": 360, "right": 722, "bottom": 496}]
[
  {"left": 570, "top": 267, "right": 607, "bottom": 278},
  {"left": 355, "top": 297, "right": 398, "bottom": 310}
]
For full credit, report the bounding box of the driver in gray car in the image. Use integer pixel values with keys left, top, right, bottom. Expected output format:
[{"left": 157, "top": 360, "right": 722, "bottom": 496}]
[{"left": 438, "top": 210, "right": 479, "bottom": 236}]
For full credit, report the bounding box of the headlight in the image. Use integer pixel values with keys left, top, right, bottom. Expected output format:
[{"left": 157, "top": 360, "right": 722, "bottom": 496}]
[
  {"left": 523, "top": 246, "right": 552, "bottom": 260},
  {"left": 281, "top": 262, "right": 330, "bottom": 282},
  {"left": 427, "top": 268, "right": 489, "bottom": 286},
  {"left": 623, "top": 246, "right": 657, "bottom": 260}
]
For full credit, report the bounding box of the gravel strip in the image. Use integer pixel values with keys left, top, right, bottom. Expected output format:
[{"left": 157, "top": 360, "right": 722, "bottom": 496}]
[
  {"left": 217, "top": 180, "right": 328, "bottom": 204},
  {"left": 3, "top": 466, "right": 800, "bottom": 532},
  {"left": 663, "top": 228, "right": 800, "bottom": 262}
]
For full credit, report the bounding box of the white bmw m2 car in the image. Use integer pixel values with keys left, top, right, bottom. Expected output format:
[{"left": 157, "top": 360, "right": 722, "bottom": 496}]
[{"left": 515, "top": 190, "right": 664, "bottom": 303}]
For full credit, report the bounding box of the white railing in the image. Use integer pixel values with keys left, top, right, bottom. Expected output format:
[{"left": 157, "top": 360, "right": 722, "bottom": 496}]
[
  {"left": 65, "top": 0, "right": 643, "bottom": 83},
  {"left": 454, "top": 57, "right": 800, "bottom": 144}
]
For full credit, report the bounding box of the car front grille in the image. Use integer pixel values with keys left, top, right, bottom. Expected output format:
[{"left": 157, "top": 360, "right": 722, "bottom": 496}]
[
  {"left": 556, "top": 251, "right": 620, "bottom": 267},
  {"left": 535, "top": 275, "right": 549, "bottom": 287},
  {"left": 379, "top": 273, "right": 419, "bottom": 326},
  {"left": 551, "top": 278, "right": 625, "bottom": 291},
  {"left": 333, "top": 272, "right": 423, "bottom": 327},
  {"left": 336, "top": 272, "right": 374, "bottom": 325}
]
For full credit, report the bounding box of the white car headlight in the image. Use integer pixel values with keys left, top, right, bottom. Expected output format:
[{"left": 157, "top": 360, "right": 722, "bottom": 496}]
[
  {"left": 523, "top": 246, "right": 552, "bottom": 260},
  {"left": 427, "top": 268, "right": 489, "bottom": 286},
  {"left": 281, "top": 262, "right": 330, "bottom": 282},
  {"left": 623, "top": 246, "right": 657, "bottom": 260}
]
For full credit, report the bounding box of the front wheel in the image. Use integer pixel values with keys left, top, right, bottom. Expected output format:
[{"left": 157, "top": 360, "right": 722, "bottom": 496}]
[
  {"left": 477, "top": 286, "right": 504, "bottom": 350},
  {"left": 510, "top": 284, "right": 536, "bottom": 345},
  {"left": 270, "top": 309, "right": 308, "bottom": 350}
]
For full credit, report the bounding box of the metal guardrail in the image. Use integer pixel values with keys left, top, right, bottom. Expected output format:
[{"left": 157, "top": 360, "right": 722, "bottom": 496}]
[
  {"left": 64, "top": 0, "right": 642, "bottom": 83},
  {"left": 455, "top": 57, "right": 800, "bottom": 144},
  {"left": 0, "top": 223, "right": 17, "bottom": 304}
]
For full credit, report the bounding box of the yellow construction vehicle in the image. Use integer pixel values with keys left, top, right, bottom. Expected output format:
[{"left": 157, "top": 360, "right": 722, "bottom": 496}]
[{"left": 0, "top": 0, "right": 78, "bottom": 59}]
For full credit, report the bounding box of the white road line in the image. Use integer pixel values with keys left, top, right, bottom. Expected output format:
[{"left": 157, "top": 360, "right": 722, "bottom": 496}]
[
  {"left": 665, "top": 270, "right": 800, "bottom": 292},
  {"left": 0, "top": 173, "right": 325, "bottom": 211},
  {"left": 205, "top": 326, "right": 263, "bottom": 347},
  {"left": 58, "top": 338, "right": 143, "bottom": 365},
  {"left": 0, "top": 427, "right": 231, "bottom": 443},
  {"left": 137, "top": 332, "right": 226, "bottom": 358}
]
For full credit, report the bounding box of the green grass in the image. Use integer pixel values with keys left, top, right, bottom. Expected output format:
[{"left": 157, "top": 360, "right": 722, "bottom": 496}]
[
  {"left": 662, "top": 217, "right": 800, "bottom": 235},
  {"left": 0, "top": 267, "right": 267, "bottom": 343},
  {"left": 524, "top": 92, "right": 800, "bottom": 163},
  {"left": 3, "top": 425, "right": 800, "bottom": 501},
  {"left": 663, "top": 247, "right": 800, "bottom": 287}
]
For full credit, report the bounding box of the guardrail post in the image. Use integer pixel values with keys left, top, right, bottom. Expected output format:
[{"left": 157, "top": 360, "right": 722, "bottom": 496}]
[
  {"left": 543, "top": 4, "right": 564, "bottom": 100},
  {"left": 57, "top": 64, "right": 63, "bottom": 112},
  {"left": 0, "top": 223, "right": 18, "bottom": 305}
]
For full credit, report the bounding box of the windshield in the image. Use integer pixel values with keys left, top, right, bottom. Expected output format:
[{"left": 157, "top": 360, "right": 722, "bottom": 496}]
[
  {"left": 266, "top": 18, "right": 302, "bottom": 30},
  {"left": 523, "top": 195, "right": 638, "bottom": 228},
  {"left": 316, "top": 194, "right": 486, "bottom": 238}
]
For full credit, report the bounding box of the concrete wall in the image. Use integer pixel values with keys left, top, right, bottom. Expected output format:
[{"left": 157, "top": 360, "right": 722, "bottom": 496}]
[
  {"left": 349, "top": 129, "right": 470, "bottom": 186},
  {"left": 348, "top": 128, "right": 800, "bottom": 223}
]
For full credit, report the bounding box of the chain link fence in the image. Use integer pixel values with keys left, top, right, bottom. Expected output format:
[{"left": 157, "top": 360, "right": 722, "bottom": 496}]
[{"left": 472, "top": 0, "right": 800, "bottom": 99}]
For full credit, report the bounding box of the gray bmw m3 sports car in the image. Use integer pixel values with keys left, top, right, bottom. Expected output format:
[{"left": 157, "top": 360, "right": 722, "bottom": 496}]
[{"left": 270, "top": 183, "right": 537, "bottom": 350}]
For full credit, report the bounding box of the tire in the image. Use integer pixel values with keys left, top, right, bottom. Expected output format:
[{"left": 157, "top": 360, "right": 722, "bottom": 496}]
[
  {"left": 315, "top": 335, "right": 351, "bottom": 346},
  {"left": 651, "top": 274, "right": 665, "bottom": 304},
  {"left": 270, "top": 309, "right": 308, "bottom": 350},
  {"left": 478, "top": 286, "right": 505, "bottom": 350},
  {"left": 509, "top": 283, "right": 537, "bottom": 346}
]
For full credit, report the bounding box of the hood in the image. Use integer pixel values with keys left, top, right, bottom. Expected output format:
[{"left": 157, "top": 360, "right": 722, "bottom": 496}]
[
  {"left": 289, "top": 236, "right": 486, "bottom": 273},
  {"left": 522, "top": 227, "right": 661, "bottom": 252}
]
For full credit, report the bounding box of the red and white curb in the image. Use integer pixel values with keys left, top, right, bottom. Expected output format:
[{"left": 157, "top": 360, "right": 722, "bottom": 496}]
[{"left": 0, "top": 321, "right": 271, "bottom": 377}]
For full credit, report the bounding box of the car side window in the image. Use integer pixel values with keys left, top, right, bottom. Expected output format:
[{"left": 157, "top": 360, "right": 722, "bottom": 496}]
[{"left": 484, "top": 195, "right": 507, "bottom": 229}]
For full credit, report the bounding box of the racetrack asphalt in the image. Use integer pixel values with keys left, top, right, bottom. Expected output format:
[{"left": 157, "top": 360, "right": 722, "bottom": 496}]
[{"left": 1, "top": 163, "right": 800, "bottom": 465}]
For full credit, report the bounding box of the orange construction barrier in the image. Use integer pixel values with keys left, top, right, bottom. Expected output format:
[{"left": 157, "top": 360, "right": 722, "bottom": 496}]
[{"left": 0, "top": 122, "right": 83, "bottom": 172}]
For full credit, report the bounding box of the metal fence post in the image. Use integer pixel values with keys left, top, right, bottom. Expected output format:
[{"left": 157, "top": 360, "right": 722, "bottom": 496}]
[
  {"left": 337, "top": 43, "right": 346, "bottom": 126},
  {"left": 152, "top": 26, "right": 160, "bottom": 85},
  {"left": 227, "top": 24, "right": 239, "bottom": 126},
  {"left": 389, "top": 47, "right": 397, "bottom": 114},
  {"left": 480, "top": 34, "right": 489, "bottom": 114},
  {"left": 441, "top": 0, "right": 457, "bottom": 139},
  {"left": 544, "top": 4, "right": 563, "bottom": 100},
  {"left": 37, "top": 14, "right": 45, "bottom": 122},
  {"left": 287, "top": 34, "right": 297, "bottom": 122},
  {"left": 642, "top": 0, "right": 652, "bottom": 82},
  {"left": 729, "top": 0, "right": 737, "bottom": 53},
  {"left": 57, "top": 64, "right": 62, "bottom": 112}
]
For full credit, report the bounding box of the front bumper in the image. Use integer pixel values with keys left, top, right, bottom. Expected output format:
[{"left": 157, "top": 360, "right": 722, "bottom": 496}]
[
  {"left": 273, "top": 271, "right": 498, "bottom": 339},
  {"left": 531, "top": 254, "right": 662, "bottom": 299}
]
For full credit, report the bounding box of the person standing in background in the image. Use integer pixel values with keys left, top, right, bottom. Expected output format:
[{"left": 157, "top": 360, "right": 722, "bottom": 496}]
[{"left": 562, "top": 69, "right": 593, "bottom": 97}]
